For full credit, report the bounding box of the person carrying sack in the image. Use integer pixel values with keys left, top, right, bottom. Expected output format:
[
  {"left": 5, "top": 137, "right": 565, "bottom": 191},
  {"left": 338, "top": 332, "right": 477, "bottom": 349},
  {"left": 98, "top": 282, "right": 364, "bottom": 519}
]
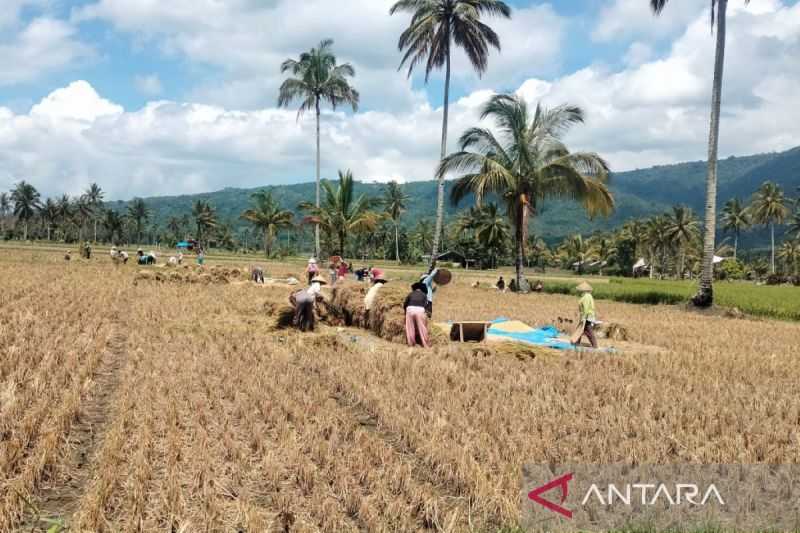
[
  {"left": 404, "top": 282, "right": 431, "bottom": 348},
  {"left": 571, "top": 281, "right": 599, "bottom": 348}
]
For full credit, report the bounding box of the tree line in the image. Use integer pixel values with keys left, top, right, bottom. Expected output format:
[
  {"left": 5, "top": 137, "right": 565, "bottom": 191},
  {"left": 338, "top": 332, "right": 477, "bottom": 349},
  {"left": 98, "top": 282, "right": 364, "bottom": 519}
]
[{"left": 2, "top": 178, "right": 797, "bottom": 279}]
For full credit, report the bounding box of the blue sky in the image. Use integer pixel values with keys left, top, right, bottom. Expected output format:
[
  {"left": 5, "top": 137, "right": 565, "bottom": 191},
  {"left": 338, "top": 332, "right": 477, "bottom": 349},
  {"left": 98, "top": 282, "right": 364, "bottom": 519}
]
[{"left": 0, "top": 0, "right": 798, "bottom": 200}]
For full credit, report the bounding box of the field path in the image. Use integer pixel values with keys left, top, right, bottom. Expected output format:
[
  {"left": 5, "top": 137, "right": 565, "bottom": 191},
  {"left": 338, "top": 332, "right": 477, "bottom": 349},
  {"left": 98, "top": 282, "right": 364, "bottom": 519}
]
[{"left": 24, "top": 296, "right": 130, "bottom": 530}]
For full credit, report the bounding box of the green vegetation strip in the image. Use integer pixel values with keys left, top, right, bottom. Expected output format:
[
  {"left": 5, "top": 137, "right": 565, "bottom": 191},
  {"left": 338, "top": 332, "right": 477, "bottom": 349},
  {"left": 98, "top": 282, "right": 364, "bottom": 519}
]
[{"left": 542, "top": 278, "right": 800, "bottom": 322}]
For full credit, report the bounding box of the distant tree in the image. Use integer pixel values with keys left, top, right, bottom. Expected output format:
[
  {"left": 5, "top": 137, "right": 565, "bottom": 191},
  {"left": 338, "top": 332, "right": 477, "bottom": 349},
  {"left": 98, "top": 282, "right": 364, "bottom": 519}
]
[
  {"left": 102, "top": 209, "right": 124, "bottom": 244},
  {"left": 749, "top": 182, "right": 788, "bottom": 274},
  {"left": 299, "top": 169, "right": 382, "bottom": 256},
  {"left": 390, "top": 0, "right": 512, "bottom": 267},
  {"left": 645, "top": 215, "right": 672, "bottom": 278},
  {"left": 720, "top": 197, "right": 750, "bottom": 259},
  {"left": 788, "top": 208, "right": 800, "bottom": 241},
  {"left": 74, "top": 195, "right": 93, "bottom": 242},
  {"left": 559, "top": 234, "right": 595, "bottom": 275},
  {"left": 192, "top": 200, "right": 218, "bottom": 244},
  {"left": 777, "top": 239, "right": 800, "bottom": 276},
  {"left": 84, "top": 183, "right": 104, "bottom": 242},
  {"left": 0, "top": 192, "right": 10, "bottom": 234},
  {"left": 11, "top": 181, "right": 41, "bottom": 240},
  {"left": 650, "top": 0, "right": 751, "bottom": 306},
  {"left": 442, "top": 94, "right": 613, "bottom": 288},
  {"left": 664, "top": 205, "right": 699, "bottom": 277},
  {"left": 473, "top": 203, "right": 510, "bottom": 269},
  {"left": 382, "top": 181, "right": 409, "bottom": 264},
  {"left": 166, "top": 216, "right": 184, "bottom": 242},
  {"left": 39, "top": 198, "right": 59, "bottom": 241},
  {"left": 240, "top": 190, "right": 294, "bottom": 258},
  {"left": 278, "top": 39, "right": 359, "bottom": 259},
  {"left": 589, "top": 234, "right": 617, "bottom": 275},
  {"left": 126, "top": 198, "right": 151, "bottom": 245},
  {"left": 412, "top": 219, "right": 435, "bottom": 259}
]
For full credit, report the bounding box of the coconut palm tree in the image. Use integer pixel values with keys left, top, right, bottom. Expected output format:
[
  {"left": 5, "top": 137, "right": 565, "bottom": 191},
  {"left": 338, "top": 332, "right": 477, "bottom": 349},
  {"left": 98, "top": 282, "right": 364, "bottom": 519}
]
[
  {"left": 559, "top": 234, "right": 595, "bottom": 275},
  {"left": 441, "top": 94, "right": 613, "bottom": 288},
  {"left": 474, "top": 203, "right": 510, "bottom": 269},
  {"left": 788, "top": 208, "right": 800, "bottom": 240},
  {"left": 650, "top": 0, "right": 749, "bottom": 304},
  {"left": 11, "top": 181, "right": 41, "bottom": 240},
  {"left": 126, "top": 198, "right": 150, "bottom": 245},
  {"left": 102, "top": 209, "right": 124, "bottom": 244},
  {"left": 589, "top": 234, "right": 618, "bottom": 276},
  {"left": 0, "top": 192, "right": 10, "bottom": 234},
  {"left": 382, "top": 181, "right": 409, "bottom": 263},
  {"left": 749, "top": 181, "right": 788, "bottom": 274},
  {"left": 240, "top": 190, "right": 294, "bottom": 258},
  {"left": 299, "top": 169, "right": 382, "bottom": 256},
  {"left": 84, "top": 183, "right": 104, "bottom": 242},
  {"left": 664, "top": 205, "right": 699, "bottom": 278},
  {"left": 720, "top": 197, "right": 750, "bottom": 259},
  {"left": 192, "top": 200, "right": 218, "bottom": 245},
  {"left": 644, "top": 215, "right": 672, "bottom": 278},
  {"left": 777, "top": 239, "right": 800, "bottom": 276},
  {"left": 278, "top": 39, "right": 359, "bottom": 259},
  {"left": 39, "top": 198, "right": 59, "bottom": 241},
  {"left": 55, "top": 194, "right": 74, "bottom": 241},
  {"left": 390, "top": 0, "right": 512, "bottom": 267}
]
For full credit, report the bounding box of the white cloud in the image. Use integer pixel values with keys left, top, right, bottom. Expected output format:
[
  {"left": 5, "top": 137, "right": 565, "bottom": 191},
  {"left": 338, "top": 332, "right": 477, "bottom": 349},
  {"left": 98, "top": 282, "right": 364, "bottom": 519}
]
[
  {"left": 134, "top": 74, "right": 163, "bottom": 96},
  {"left": 2, "top": 1, "right": 798, "bottom": 201},
  {"left": 592, "top": 0, "right": 704, "bottom": 42},
  {"left": 0, "top": 17, "right": 93, "bottom": 86},
  {"left": 73, "top": 0, "right": 565, "bottom": 111}
]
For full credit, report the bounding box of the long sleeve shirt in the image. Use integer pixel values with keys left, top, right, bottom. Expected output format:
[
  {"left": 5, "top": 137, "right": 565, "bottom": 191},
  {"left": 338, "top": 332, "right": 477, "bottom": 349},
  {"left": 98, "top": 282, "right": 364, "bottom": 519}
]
[
  {"left": 579, "top": 293, "right": 597, "bottom": 322},
  {"left": 421, "top": 268, "right": 438, "bottom": 303}
]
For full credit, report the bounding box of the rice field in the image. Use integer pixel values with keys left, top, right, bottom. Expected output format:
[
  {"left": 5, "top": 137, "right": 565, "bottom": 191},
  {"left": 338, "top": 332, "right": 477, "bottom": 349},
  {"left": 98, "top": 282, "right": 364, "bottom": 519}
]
[{"left": 1, "top": 248, "right": 799, "bottom": 532}]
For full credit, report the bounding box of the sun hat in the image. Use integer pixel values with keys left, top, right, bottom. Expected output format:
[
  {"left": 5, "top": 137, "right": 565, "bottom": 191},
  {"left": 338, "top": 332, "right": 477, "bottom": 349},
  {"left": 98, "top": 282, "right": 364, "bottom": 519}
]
[
  {"left": 576, "top": 281, "right": 593, "bottom": 293},
  {"left": 311, "top": 275, "right": 327, "bottom": 285},
  {"left": 308, "top": 257, "right": 317, "bottom": 264}
]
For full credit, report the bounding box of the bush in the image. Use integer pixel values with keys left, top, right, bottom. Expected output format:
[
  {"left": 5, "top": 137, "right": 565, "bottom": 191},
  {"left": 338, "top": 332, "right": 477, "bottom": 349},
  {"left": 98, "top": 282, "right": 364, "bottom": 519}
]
[{"left": 718, "top": 259, "right": 746, "bottom": 281}]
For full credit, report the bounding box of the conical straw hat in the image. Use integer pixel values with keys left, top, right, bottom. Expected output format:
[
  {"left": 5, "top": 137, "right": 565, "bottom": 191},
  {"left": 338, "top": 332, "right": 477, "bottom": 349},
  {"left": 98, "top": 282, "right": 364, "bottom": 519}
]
[{"left": 575, "top": 281, "right": 593, "bottom": 293}]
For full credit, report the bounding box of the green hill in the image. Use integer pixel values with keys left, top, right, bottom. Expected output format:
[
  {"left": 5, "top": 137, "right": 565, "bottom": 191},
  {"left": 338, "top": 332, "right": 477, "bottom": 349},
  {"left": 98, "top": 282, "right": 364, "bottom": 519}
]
[{"left": 107, "top": 146, "right": 800, "bottom": 245}]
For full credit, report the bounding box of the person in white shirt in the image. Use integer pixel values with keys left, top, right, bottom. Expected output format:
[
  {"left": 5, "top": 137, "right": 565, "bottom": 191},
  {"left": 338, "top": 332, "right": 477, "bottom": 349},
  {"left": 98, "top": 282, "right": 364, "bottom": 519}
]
[{"left": 364, "top": 274, "right": 387, "bottom": 325}]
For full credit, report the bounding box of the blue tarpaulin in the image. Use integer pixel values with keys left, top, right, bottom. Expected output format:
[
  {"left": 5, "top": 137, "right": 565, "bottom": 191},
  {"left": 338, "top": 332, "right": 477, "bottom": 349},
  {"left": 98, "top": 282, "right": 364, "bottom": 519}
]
[{"left": 486, "top": 318, "right": 576, "bottom": 350}]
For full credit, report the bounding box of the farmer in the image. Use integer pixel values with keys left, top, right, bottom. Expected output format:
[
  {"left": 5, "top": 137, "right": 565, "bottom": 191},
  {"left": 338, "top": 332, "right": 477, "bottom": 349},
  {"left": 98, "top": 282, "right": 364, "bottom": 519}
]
[
  {"left": 290, "top": 275, "right": 327, "bottom": 332},
  {"left": 533, "top": 279, "right": 544, "bottom": 292},
  {"left": 64, "top": 250, "right": 71, "bottom": 261},
  {"left": 403, "top": 282, "right": 431, "bottom": 348},
  {"left": 337, "top": 260, "right": 349, "bottom": 281},
  {"left": 197, "top": 248, "right": 205, "bottom": 266},
  {"left": 328, "top": 261, "right": 338, "bottom": 284},
  {"left": 573, "top": 281, "right": 598, "bottom": 349},
  {"left": 251, "top": 266, "right": 265, "bottom": 284},
  {"left": 364, "top": 273, "right": 387, "bottom": 319},
  {"left": 419, "top": 265, "right": 439, "bottom": 318},
  {"left": 305, "top": 258, "right": 319, "bottom": 284},
  {"left": 83, "top": 242, "right": 92, "bottom": 259},
  {"left": 119, "top": 250, "right": 129, "bottom": 264},
  {"left": 496, "top": 276, "right": 506, "bottom": 292}
]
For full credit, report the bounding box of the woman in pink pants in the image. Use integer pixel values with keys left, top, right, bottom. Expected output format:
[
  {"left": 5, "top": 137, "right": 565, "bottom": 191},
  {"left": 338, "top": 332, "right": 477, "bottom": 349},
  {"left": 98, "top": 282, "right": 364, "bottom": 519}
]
[{"left": 403, "top": 282, "right": 431, "bottom": 348}]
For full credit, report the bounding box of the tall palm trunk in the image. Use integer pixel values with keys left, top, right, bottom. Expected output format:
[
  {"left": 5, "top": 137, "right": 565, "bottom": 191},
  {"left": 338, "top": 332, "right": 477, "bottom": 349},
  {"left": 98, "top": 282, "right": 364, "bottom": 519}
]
[
  {"left": 94, "top": 219, "right": 98, "bottom": 243},
  {"left": 770, "top": 222, "right": 775, "bottom": 274},
  {"left": 265, "top": 228, "right": 271, "bottom": 258},
  {"left": 394, "top": 222, "right": 401, "bottom": 264},
  {"left": 515, "top": 195, "right": 529, "bottom": 290},
  {"left": 315, "top": 98, "right": 322, "bottom": 259},
  {"left": 338, "top": 230, "right": 346, "bottom": 257},
  {"left": 429, "top": 48, "right": 451, "bottom": 268},
  {"left": 734, "top": 230, "right": 738, "bottom": 260},
  {"left": 694, "top": 0, "right": 727, "bottom": 307}
]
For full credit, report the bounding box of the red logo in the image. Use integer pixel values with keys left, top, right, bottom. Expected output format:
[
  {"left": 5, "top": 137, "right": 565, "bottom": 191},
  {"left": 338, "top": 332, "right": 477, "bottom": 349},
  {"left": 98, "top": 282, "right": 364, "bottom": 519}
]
[{"left": 528, "top": 473, "right": 573, "bottom": 519}]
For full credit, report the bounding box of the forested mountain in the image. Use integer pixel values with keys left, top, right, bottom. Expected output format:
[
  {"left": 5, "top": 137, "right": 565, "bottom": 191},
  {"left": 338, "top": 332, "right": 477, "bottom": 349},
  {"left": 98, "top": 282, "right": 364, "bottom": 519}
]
[{"left": 107, "top": 146, "right": 800, "bottom": 245}]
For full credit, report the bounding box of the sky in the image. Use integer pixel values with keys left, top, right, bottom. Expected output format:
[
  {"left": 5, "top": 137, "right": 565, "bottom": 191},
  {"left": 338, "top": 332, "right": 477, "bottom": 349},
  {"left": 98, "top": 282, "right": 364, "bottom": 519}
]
[{"left": 0, "top": 0, "right": 798, "bottom": 200}]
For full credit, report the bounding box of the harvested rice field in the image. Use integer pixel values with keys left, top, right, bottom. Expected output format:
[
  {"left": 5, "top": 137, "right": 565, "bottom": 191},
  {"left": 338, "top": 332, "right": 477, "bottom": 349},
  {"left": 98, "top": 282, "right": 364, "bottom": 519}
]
[{"left": 2, "top": 249, "right": 800, "bottom": 532}]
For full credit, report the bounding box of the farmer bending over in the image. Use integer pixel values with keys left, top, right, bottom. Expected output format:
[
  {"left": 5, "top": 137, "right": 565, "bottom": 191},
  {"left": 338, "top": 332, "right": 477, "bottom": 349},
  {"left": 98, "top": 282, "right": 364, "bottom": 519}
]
[
  {"left": 291, "top": 275, "right": 327, "bottom": 332},
  {"left": 404, "top": 282, "right": 431, "bottom": 348}
]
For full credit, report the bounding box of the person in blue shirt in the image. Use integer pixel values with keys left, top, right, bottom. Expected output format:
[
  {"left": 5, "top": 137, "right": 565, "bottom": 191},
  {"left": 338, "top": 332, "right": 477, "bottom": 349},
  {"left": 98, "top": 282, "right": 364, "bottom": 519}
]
[{"left": 420, "top": 265, "right": 439, "bottom": 318}]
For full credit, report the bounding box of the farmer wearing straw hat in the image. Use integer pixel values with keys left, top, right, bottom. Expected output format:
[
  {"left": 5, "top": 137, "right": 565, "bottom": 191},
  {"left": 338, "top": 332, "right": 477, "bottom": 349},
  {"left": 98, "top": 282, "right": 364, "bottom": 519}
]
[
  {"left": 364, "top": 273, "right": 387, "bottom": 315},
  {"left": 305, "top": 257, "right": 319, "bottom": 285},
  {"left": 572, "top": 281, "right": 598, "bottom": 348},
  {"left": 291, "top": 274, "right": 327, "bottom": 332}
]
